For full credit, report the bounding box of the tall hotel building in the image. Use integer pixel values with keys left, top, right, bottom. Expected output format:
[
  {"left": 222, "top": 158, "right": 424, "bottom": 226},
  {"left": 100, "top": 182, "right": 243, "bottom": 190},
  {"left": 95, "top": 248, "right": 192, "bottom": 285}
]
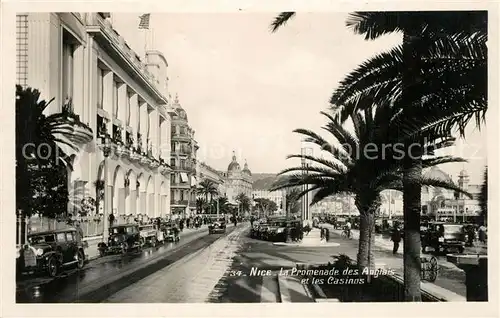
[{"left": 16, "top": 13, "right": 176, "bottom": 221}]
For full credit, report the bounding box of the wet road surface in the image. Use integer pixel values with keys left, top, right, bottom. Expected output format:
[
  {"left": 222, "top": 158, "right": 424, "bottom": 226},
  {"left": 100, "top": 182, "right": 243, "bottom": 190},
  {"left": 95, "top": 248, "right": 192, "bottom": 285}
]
[
  {"left": 16, "top": 226, "right": 234, "bottom": 303},
  {"left": 105, "top": 225, "right": 247, "bottom": 302}
]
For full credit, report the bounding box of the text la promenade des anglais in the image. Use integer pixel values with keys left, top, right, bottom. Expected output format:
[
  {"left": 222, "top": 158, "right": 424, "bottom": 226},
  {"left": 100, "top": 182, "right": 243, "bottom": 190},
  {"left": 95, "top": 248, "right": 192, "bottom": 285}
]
[{"left": 227, "top": 266, "right": 396, "bottom": 285}]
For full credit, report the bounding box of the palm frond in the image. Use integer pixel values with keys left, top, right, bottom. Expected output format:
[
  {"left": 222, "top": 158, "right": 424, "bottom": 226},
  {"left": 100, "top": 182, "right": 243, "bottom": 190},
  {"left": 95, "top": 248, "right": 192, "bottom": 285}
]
[{"left": 270, "top": 12, "right": 296, "bottom": 32}]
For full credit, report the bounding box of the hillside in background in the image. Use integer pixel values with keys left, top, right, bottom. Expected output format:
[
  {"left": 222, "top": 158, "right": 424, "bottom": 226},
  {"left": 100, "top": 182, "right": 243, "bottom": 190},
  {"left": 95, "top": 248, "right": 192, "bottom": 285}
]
[{"left": 252, "top": 173, "right": 281, "bottom": 190}]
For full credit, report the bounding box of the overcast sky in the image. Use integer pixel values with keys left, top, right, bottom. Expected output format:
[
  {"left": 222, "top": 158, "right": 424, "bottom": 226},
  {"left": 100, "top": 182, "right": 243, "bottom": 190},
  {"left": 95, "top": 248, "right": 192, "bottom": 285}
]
[{"left": 111, "top": 12, "right": 487, "bottom": 184}]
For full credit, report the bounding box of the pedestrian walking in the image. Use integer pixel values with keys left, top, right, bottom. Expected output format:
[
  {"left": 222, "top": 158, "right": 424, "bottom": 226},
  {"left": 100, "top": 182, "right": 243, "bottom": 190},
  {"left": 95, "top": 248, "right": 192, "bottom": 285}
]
[
  {"left": 108, "top": 213, "right": 115, "bottom": 227},
  {"left": 391, "top": 224, "right": 402, "bottom": 254},
  {"left": 478, "top": 224, "right": 487, "bottom": 244}
]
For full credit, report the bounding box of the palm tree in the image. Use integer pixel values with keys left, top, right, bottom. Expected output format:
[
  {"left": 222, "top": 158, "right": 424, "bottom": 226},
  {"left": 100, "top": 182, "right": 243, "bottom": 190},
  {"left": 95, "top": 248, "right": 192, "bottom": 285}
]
[
  {"left": 197, "top": 179, "right": 219, "bottom": 213},
  {"left": 331, "top": 12, "right": 486, "bottom": 301},
  {"left": 272, "top": 108, "right": 470, "bottom": 271},
  {"left": 235, "top": 193, "right": 251, "bottom": 215},
  {"left": 478, "top": 167, "right": 487, "bottom": 226},
  {"left": 16, "top": 85, "right": 93, "bottom": 219},
  {"left": 213, "top": 196, "right": 231, "bottom": 215},
  {"left": 270, "top": 11, "right": 486, "bottom": 301},
  {"left": 196, "top": 198, "right": 206, "bottom": 215},
  {"left": 285, "top": 188, "right": 301, "bottom": 215}
]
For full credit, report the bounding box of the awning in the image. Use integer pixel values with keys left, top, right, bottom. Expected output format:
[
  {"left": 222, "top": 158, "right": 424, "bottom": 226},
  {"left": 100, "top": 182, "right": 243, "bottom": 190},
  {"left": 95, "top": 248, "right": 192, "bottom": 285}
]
[
  {"left": 190, "top": 176, "right": 197, "bottom": 187},
  {"left": 180, "top": 173, "right": 188, "bottom": 183}
]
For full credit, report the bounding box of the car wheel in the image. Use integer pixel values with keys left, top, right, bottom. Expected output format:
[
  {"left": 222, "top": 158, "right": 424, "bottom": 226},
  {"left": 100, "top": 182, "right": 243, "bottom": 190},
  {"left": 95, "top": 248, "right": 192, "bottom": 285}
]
[
  {"left": 76, "top": 250, "right": 85, "bottom": 269},
  {"left": 121, "top": 242, "right": 129, "bottom": 254},
  {"left": 47, "top": 257, "right": 59, "bottom": 277},
  {"left": 99, "top": 248, "right": 106, "bottom": 257}
]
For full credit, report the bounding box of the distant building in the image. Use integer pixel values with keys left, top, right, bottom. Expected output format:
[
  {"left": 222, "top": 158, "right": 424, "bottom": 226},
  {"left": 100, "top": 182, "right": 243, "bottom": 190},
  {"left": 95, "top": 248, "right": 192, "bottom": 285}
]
[
  {"left": 380, "top": 167, "right": 481, "bottom": 222},
  {"left": 218, "top": 152, "right": 252, "bottom": 204},
  {"left": 252, "top": 190, "right": 285, "bottom": 215},
  {"left": 197, "top": 161, "right": 225, "bottom": 193},
  {"left": 170, "top": 96, "right": 198, "bottom": 217}
]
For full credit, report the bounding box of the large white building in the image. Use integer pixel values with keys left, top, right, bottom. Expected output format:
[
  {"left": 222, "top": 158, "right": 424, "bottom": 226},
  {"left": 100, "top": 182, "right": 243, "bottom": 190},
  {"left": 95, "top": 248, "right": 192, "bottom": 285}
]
[
  {"left": 310, "top": 167, "right": 482, "bottom": 222},
  {"left": 16, "top": 13, "right": 176, "bottom": 222},
  {"left": 218, "top": 152, "right": 253, "bottom": 204}
]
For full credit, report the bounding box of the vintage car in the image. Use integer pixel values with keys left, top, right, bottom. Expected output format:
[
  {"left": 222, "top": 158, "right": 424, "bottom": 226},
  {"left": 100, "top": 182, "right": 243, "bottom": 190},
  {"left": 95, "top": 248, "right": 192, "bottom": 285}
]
[
  {"left": 421, "top": 222, "right": 466, "bottom": 254},
  {"left": 97, "top": 224, "right": 142, "bottom": 256},
  {"left": 139, "top": 224, "right": 164, "bottom": 246},
  {"left": 266, "top": 218, "right": 289, "bottom": 242},
  {"left": 250, "top": 222, "right": 262, "bottom": 238},
  {"left": 16, "top": 228, "right": 86, "bottom": 277},
  {"left": 256, "top": 222, "right": 271, "bottom": 240},
  {"left": 208, "top": 218, "right": 227, "bottom": 234},
  {"left": 162, "top": 223, "right": 180, "bottom": 242}
]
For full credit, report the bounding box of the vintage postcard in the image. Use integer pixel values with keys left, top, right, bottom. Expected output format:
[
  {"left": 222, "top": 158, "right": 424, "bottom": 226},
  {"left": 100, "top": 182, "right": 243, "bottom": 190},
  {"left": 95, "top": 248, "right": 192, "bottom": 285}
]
[{"left": 1, "top": 1, "right": 498, "bottom": 317}]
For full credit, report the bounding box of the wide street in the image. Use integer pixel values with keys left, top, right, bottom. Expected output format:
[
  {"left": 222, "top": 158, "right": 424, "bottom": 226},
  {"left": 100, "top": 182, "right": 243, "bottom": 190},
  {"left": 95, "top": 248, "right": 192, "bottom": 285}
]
[{"left": 17, "top": 221, "right": 472, "bottom": 303}]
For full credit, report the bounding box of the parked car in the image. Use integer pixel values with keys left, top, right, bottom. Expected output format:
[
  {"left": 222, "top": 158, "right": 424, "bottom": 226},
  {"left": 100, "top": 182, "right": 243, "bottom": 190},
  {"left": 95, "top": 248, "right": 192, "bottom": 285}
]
[
  {"left": 16, "top": 228, "right": 86, "bottom": 277},
  {"left": 98, "top": 224, "right": 142, "bottom": 256},
  {"left": 257, "top": 223, "right": 271, "bottom": 240},
  {"left": 250, "top": 222, "right": 261, "bottom": 238},
  {"left": 266, "top": 218, "right": 288, "bottom": 242},
  {"left": 208, "top": 218, "right": 226, "bottom": 234},
  {"left": 139, "top": 224, "right": 163, "bottom": 246},
  {"left": 421, "top": 222, "right": 466, "bottom": 254}
]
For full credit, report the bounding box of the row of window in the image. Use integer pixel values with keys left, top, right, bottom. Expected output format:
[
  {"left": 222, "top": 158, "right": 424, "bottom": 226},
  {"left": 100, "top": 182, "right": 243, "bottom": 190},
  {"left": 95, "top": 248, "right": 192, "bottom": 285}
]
[
  {"left": 171, "top": 190, "right": 196, "bottom": 202},
  {"left": 61, "top": 29, "right": 163, "bottom": 145}
]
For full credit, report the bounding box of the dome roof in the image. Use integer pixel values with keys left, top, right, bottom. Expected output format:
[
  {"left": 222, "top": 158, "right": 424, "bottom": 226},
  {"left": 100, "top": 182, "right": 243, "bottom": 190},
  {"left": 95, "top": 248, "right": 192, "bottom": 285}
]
[
  {"left": 172, "top": 93, "right": 188, "bottom": 121},
  {"left": 227, "top": 151, "right": 240, "bottom": 172},
  {"left": 423, "top": 166, "right": 454, "bottom": 184},
  {"left": 243, "top": 160, "right": 252, "bottom": 175}
]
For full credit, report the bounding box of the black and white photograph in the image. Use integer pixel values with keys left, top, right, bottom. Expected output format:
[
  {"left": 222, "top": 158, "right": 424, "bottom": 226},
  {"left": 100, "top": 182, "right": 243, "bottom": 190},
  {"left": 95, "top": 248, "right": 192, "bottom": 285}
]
[{"left": 2, "top": 2, "right": 498, "bottom": 316}]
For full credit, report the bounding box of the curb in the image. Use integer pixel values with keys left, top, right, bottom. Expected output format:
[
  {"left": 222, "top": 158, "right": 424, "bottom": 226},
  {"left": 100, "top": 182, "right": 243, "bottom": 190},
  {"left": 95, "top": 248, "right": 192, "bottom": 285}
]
[{"left": 273, "top": 242, "right": 341, "bottom": 247}]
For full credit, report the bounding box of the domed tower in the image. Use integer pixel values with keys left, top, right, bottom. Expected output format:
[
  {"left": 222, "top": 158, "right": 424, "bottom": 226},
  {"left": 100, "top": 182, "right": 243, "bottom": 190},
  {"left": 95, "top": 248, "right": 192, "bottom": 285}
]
[
  {"left": 458, "top": 169, "right": 470, "bottom": 199},
  {"left": 243, "top": 159, "right": 252, "bottom": 176},
  {"left": 227, "top": 151, "right": 241, "bottom": 173}
]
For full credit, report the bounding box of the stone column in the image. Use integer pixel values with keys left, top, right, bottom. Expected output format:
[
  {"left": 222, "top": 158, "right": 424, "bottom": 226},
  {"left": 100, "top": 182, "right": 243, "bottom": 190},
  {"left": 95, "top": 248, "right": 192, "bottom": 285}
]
[
  {"left": 140, "top": 103, "right": 148, "bottom": 152},
  {"left": 148, "top": 193, "right": 155, "bottom": 217},
  {"left": 27, "top": 13, "right": 61, "bottom": 111},
  {"left": 118, "top": 83, "right": 127, "bottom": 126},
  {"left": 72, "top": 44, "right": 85, "bottom": 118},
  {"left": 129, "top": 189, "right": 137, "bottom": 215},
  {"left": 140, "top": 192, "right": 147, "bottom": 215},
  {"left": 130, "top": 93, "right": 139, "bottom": 147},
  {"left": 118, "top": 188, "right": 125, "bottom": 217}
]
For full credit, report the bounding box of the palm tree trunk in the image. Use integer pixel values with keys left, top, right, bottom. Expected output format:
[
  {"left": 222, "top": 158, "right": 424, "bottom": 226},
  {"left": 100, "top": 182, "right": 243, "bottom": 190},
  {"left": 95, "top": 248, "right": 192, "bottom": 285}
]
[
  {"left": 402, "top": 30, "right": 423, "bottom": 302},
  {"left": 403, "top": 142, "right": 423, "bottom": 301},
  {"left": 356, "top": 197, "right": 379, "bottom": 271}
]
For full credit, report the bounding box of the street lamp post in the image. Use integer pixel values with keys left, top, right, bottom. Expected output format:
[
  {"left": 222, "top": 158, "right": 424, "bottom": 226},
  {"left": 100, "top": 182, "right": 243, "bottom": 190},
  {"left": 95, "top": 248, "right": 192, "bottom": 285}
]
[
  {"left": 301, "top": 147, "right": 312, "bottom": 224},
  {"left": 102, "top": 135, "right": 112, "bottom": 241}
]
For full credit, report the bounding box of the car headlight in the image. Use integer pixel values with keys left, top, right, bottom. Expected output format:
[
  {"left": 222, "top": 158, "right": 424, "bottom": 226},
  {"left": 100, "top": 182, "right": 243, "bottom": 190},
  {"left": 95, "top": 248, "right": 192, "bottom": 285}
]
[
  {"left": 35, "top": 248, "right": 44, "bottom": 256},
  {"left": 438, "top": 237, "right": 444, "bottom": 242},
  {"left": 277, "top": 228, "right": 284, "bottom": 233}
]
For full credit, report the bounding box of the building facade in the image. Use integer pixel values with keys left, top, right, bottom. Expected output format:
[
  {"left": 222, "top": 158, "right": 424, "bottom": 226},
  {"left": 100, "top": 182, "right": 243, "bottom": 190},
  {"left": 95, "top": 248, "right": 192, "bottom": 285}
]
[
  {"left": 252, "top": 190, "right": 285, "bottom": 212},
  {"left": 16, "top": 13, "right": 175, "bottom": 224},
  {"left": 218, "top": 152, "right": 252, "bottom": 204},
  {"left": 197, "top": 161, "right": 225, "bottom": 191},
  {"left": 170, "top": 96, "right": 198, "bottom": 217}
]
